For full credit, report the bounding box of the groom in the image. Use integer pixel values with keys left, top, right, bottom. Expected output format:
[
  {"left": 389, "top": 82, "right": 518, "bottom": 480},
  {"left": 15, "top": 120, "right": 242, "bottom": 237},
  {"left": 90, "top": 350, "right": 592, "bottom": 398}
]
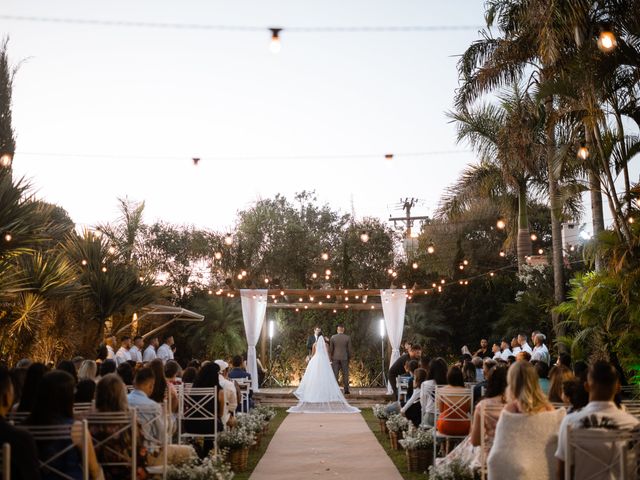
[{"left": 330, "top": 324, "right": 352, "bottom": 395}]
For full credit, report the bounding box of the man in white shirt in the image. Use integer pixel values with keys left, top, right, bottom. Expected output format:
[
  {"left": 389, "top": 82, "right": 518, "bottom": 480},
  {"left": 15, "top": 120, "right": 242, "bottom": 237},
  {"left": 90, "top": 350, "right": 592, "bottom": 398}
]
[
  {"left": 510, "top": 337, "right": 521, "bottom": 355},
  {"left": 143, "top": 337, "right": 159, "bottom": 362},
  {"left": 499, "top": 340, "right": 513, "bottom": 361},
  {"left": 491, "top": 343, "right": 502, "bottom": 360},
  {"left": 157, "top": 335, "right": 174, "bottom": 363},
  {"left": 106, "top": 334, "right": 117, "bottom": 360},
  {"left": 215, "top": 360, "right": 239, "bottom": 426},
  {"left": 531, "top": 333, "right": 550, "bottom": 365},
  {"left": 129, "top": 335, "right": 144, "bottom": 363},
  {"left": 517, "top": 333, "right": 532, "bottom": 354},
  {"left": 556, "top": 361, "right": 639, "bottom": 480},
  {"left": 115, "top": 336, "right": 132, "bottom": 366}
]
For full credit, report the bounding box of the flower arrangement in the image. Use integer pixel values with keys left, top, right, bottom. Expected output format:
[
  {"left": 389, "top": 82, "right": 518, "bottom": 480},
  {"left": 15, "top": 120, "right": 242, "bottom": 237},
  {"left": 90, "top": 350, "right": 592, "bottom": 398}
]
[
  {"left": 399, "top": 426, "right": 434, "bottom": 450},
  {"left": 253, "top": 405, "right": 277, "bottom": 422},
  {"left": 428, "top": 458, "right": 478, "bottom": 480},
  {"left": 385, "top": 413, "right": 410, "bottom": 433},
  {"left": 372, "top": 404, "right": 389, "bottom": 420},
  {"left": 166, "top": 455, "right": 233, "bottom": 480},
  {"left": 218, "top": 426, "right": 256, "bottom": 450},
  {"left": 236, "top": 412, "right": 266, "bottom": 434}
]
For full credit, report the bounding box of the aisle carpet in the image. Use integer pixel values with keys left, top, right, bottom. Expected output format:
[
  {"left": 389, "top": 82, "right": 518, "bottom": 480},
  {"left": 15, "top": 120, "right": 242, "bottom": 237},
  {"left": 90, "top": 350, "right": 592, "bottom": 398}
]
[{"left": 249, "top": 413, "right": 403, "bottom": 479}]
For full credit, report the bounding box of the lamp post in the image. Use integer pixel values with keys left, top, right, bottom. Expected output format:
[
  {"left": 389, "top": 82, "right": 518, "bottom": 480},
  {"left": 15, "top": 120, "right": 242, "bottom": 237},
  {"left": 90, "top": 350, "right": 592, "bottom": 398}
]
[
  {"left": 379, "top": 318, "right": 386, "bottom": 387},
  {"left": 268, "top": 320, "right": 274, "bottom": 368}
]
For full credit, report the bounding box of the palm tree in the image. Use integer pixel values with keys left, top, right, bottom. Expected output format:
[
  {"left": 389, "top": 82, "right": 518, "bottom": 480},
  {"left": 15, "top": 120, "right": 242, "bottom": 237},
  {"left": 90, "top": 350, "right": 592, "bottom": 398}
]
[{"left": 444, "top": 85, "right": 547, "bottom": 269}]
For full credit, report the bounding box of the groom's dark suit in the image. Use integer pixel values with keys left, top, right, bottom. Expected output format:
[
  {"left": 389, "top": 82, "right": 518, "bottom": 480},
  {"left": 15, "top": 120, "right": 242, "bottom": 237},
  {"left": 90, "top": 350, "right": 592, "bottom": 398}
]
[{"left": 329, "top": 332, "right": 352, "bottom": 394}]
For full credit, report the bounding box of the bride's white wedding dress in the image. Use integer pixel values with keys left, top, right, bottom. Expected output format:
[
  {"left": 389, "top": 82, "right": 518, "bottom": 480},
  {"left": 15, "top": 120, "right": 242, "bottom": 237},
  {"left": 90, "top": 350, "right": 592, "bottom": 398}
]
[{"left": 287, "top": 337, "right": 360, "bottom": 413}]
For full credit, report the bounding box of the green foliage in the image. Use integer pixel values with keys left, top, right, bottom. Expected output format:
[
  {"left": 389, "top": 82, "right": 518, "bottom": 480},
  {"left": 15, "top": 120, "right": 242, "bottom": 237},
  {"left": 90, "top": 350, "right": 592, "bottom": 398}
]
[{"left": 0, "top": 37, "right": 17, "bottom": 157}]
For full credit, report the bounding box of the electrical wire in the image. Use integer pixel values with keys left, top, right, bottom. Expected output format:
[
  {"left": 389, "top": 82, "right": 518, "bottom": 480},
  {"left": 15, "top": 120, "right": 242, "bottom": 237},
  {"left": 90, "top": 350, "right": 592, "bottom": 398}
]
[{"left": 0, "top": 14, "right": 483, "bottom": 33}]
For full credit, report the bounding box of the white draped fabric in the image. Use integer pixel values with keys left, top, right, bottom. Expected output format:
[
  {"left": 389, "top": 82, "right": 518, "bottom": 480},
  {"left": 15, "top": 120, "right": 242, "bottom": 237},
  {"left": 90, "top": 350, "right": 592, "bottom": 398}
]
[
  {"left": 380, "top": 289, "right": 407, "bottom": 394},
  {"left": 240, "top": 289, "right": 268, "bottom": 392}
]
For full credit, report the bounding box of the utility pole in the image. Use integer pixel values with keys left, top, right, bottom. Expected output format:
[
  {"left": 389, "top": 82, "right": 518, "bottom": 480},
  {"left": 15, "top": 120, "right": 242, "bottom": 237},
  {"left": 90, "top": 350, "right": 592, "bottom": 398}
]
[{"left": 388, "top": 198, "right": 430, "bottom": 238}]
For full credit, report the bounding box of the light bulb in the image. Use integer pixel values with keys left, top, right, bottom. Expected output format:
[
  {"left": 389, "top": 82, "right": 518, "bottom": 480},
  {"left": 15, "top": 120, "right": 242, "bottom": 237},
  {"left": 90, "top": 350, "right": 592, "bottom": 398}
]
[
  {"left": 360, "top": 231, "right": 370, "bottom": 243},
  {"left": 440, "top": 279, "right": 445, "bottom": 284},
  {"left": 387, "top": 268, "right": 394, "bottom": 275},
  {"left": 597, "top": 31, "right": 617, "bottom": 52},
  {"left": 496, "top": 218, "right": 506, "bottom": 229},
  {"left": 412, "top": 262, "right": 418, "bottom": 269},
  {"left": 530, "top": 233, "right": 537, "bottom": 241},
  {"left": 325, "top": 269, "right": 331, "bottom": 276},
  {"left": 459, "top": 265, "right": 464, "bottom": 270},
  {"left": 391, "top": 271, "right": 397, "bottom": 277},
  {"left": 499, "top": 250, "right": 506, "bottom": 257},
  {"left": 241, "top": 270, "right": 247, "bottom": 277},
  {"left": 3, "top": 233, "right": 11, "bottom": 242},
  {"left": 108, "top": 246, "right": 116, "bottom": 255},
  {"left": 224, "top": 233, "right": 233, "bottom": 246},
  {"left": 463, "top": 259, "right": 469, "bottom": 265},
  {"left": 237, "top": 274, "right": 243, "bottom": 280},
  {"left": 81, "top": 259, "right": 88, "bottom": 266},
  {"left": 0, "top": 153, "right": 12, "bottom": 168},
  {"left": 264, "top": 278, "right": 270, "bottom": 284},
  {"left": 629, "top": 217, "right": 635, "bottom": 224},
  {"left": 577, "top": 145, "right": 589, "bottom": 160},
  {"left": 269, "top": 28, "right": 282, "bottom": 53},
  {"left": 214, "top": 252, "right": 222, "bottom": 260},
  {"left": 321, "top": 252, "right": 329, "bottom": 261},
  {"left": 490, "top": 272, "right": 495, "bottom": 277},
  {"left": 101, "top": 266, "right": 107, "bottom": 273},
  {"left": 311, "top": 272, "right": 318, "bottom": 279},
  {"left": 427, "top": 244, "right": 435, "bottom": 254},
  {"left": 538, "top": 248, "right": 544, "bottom": 254}
]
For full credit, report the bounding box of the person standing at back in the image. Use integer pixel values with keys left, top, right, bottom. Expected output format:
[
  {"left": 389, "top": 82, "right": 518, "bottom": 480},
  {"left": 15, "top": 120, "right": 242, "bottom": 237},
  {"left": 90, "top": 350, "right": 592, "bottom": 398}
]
[
  {"left": 388, "top": 344, "right": 422, "bottom": 397},
  {"left": 143, "top": 337, "right": 159, "bottom": 362},
  {"left": 129, "top": 336, "right": 144, "bottom": 363},
  {"left": 115, "top": 336, "right": 132, "bottom": 366},
  {"left": 157, "top": 335, "right": 174, "bottom": 363},
  {"left": 306, "top": 326, "right": 322, "bottom": 359},
  {"left": 329, "top": 324, "right": 352, "bottom": 395}
]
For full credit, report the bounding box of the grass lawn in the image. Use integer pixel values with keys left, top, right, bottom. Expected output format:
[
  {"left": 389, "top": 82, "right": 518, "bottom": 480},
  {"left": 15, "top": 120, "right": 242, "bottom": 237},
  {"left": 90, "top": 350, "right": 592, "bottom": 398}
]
[
  {"left": 233, "top": 407, "right": 288, "bottom": 480},
  {"left": 361, "top": 409, "right": 428, "bottom": 480}
]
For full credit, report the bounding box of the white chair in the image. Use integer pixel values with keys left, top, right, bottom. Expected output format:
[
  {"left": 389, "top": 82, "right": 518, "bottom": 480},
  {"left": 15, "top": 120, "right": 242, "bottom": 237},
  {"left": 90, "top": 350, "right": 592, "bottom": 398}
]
[
  {"left": 6, "top": 411, "right": 28, "bottom": 425},
  {"left": 479, "top": 402, "right": 505, "bottom": 480},
  {"left": 1, "top": 443, "right": 9, "bottom": 480},
  {"left": 85, "top": 410, "right": 137, "bottom": 480},
  {"left": 22, "top": 420, "right": 90, "bottom": 480},
  {"left": 178, "top": 386, "right": 219, "bottom": 453},
  {"left": 419, "top": 382, "right": 436, "bottom": 426},
  {"left": 622, "top": 401, "right": 640, "bottom": 417},
  {"left": 621, "top": 385, "right": 640, "bottom": 401},
  {"left": 73, "top": 403, "right": 94, "bottom": 419},
  {"left": 564, "top": 426, "right": 640, "bottom": 480},
  {"left": 236, "top": 379, "right": 252, "bottom": 413},
  {"left": 134, "top": 402, "right": 168, "bottom": 480},
  {"left": 433, "top": 386, "right": 473, "bottom": 459},
  {"left": 396, "top": 377, "right": 410, "bottom": 403}
]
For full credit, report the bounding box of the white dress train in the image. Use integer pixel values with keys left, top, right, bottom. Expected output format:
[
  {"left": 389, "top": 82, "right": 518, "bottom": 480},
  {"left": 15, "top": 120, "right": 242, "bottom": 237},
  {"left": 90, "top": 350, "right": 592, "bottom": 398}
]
[{"left": 287, "top": 337, "right": 360, "bottom": 414}]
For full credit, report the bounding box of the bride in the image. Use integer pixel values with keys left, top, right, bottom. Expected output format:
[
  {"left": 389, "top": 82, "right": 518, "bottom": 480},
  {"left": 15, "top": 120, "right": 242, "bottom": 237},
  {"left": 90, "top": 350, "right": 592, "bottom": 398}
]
[{"left": 287, "top": 336, "right": 360, "bottom": 413}]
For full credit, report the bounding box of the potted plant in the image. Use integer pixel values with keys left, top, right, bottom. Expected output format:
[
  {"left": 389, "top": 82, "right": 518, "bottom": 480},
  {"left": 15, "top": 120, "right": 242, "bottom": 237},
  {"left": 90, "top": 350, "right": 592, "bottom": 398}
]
[
  {"left": 236, "top": 412, "right": 266, "bottom": 449},
  {"left": 428, "top": 457, "right": 478, "bottom": 480},
  {"left": 399, "top": 426, "right": 434, "bottom": 472},
  {"left": 253, "top": 406, "right": 277, "bottom": 434},
  {"left": 166, "top": 454, "right": 233, "bottom": 480},
  {"left": 385, "top": 414, "right": 410, "bottom": 450},
  {"left": 372, "top": 404, "right": 389, "bottom": 434},
  {"left": 218, "top": 427, "right": 256, "bottom": 472}
]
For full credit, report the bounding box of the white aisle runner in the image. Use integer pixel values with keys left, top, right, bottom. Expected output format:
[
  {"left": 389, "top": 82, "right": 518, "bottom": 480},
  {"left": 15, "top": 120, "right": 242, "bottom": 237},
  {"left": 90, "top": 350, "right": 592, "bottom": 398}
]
[{"left": 250, "top": 413, "right": 403, "bottom": 479}]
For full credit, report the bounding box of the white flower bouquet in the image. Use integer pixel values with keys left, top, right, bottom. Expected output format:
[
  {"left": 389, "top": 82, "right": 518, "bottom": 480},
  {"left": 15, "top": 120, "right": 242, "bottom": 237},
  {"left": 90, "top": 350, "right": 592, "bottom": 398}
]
[
  {"left": 399, "top": 425, "right": 434, "bottom": 450},
  {"left": 385, "top": 413, "right": 411, "bottom": 433},
  {"left": 218, "top": 426, "right": 256, "bottom": 450},
  {"left": 166, "top": 455, "right": 233, "bottom": 480},
  {"left": 372, "top": 404, "right": 389, "bottom": 420}
]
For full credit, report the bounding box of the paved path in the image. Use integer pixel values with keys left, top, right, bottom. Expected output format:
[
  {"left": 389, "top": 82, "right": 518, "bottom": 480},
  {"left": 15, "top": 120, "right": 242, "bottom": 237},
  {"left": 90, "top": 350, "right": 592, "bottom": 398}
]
[{"left": 250, "top": 413, "right": 403, "bottom": 479}]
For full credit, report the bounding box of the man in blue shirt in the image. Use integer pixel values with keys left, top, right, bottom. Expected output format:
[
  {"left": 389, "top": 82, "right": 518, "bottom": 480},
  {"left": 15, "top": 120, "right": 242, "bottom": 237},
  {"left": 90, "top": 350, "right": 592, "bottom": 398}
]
[{"left": 127, "top": 366, "right": 164, "bottom": 444}]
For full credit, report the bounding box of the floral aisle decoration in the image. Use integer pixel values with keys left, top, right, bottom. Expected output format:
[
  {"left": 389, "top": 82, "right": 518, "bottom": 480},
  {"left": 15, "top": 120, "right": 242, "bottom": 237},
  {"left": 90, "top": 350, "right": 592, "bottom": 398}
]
[
  {"left": 372, "top": 404, "right": 390, "bottom": 433},
  {"left": 166, "top": 454, "right": 233, "bottom": 480},
  {"left": 385, "top": 413, "right": 410, "bottom": 450},
  {"left": 236, "top": 411, "right": 267, "bottom": 448},
  {"left": 218, "top": 427, "right": 256, "bottom": 472},
  {"left": 428, "top": 457, "right": 478, "bottom": 480},
  {"left": 253, "top": 405, "right": 277, "bottom": 434},
  {"left": 399, "top": 426, "right": 434, "bottom": 472}
]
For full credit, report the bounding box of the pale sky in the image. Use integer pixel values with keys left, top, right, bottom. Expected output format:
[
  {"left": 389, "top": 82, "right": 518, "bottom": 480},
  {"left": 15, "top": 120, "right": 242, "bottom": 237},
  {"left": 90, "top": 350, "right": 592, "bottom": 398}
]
[{"left": 3, "top": 1, "right": 633, "bottom": 233}]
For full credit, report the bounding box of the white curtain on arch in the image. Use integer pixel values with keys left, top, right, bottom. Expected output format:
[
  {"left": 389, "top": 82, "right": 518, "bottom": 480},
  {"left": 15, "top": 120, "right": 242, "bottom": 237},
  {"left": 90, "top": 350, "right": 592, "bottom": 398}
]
[
  {"left": 380, "top": 289, "right": 407, "bottom": 394},
  {"left": 240, "top": 289, "right": 268, "bottom": 392}
]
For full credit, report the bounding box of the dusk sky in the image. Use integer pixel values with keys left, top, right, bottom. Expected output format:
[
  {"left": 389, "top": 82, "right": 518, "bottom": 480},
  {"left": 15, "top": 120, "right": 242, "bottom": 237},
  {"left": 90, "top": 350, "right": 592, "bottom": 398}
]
[{"left": 3, "top": 1, "right": 633, "bottom": 233}]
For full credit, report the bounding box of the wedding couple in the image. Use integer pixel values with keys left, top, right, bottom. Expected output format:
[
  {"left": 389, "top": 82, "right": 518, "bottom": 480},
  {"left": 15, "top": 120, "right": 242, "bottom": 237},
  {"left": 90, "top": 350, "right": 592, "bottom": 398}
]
[{"left": 287, "top": 324, "right": 360, "bottom": 413}]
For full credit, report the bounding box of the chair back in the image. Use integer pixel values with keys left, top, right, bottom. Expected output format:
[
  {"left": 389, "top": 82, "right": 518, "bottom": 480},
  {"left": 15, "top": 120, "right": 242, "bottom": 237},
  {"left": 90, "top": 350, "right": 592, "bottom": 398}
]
[
  {"left": 396, "top": 376, "right": 410, "bottom": 403},
  {"left": 564, "top": 426, "right": 640, "bottom": 480},
  {"left": 236, "top": 379, "right": 252, "bottom": 413},
  {"left": 85, "top": 410, "right": 137, "bottom": 480},
  {"left": 178, "top": 386, "right": 219, "bottom": 451},
  {"left": 22, "top": 420, "right": 90, "bottom": 480},
  {"left": 1, "top": 443, "right": 9, "bottom": 480},
  {"left": 622, "top": 401, "right": 640, "bottom": 418},
  {"left": 73, "top": 402, "right": 94, "bottom": 419},
  {"left": 420, "top": 382, "right": 436, "bottom": 417},
  {"left": 134, "top": 402, "right": 168, "bottom": 480},
  {"left": 621, "top": 385, "right": 640, "bottom": 401},
  {"left": 479, "top": 402, "right": 505, "bottom": 480},
  {"left": 434, "top": 386, "right": 474, "bottom": 421},
  {"left": 6, "top": 411, "right": 29, "bottom": 425}
]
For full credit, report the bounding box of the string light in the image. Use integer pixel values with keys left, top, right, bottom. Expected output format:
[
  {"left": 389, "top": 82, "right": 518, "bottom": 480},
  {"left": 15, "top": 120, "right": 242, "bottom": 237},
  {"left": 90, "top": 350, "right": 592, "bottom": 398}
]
[
  {"left": 427, "top": 243, "right": 435, "bottom": 254},
  {"left": 577, "top": 144, "right": 589, "bottom": 160},
  {"left": 101, "top": 265, "right": 107, "bottom": 273},
  {"left": 321, "top": 252, "right": 329, "bottom": 261},
  {"left": 387, "top": 268, "right": 394, "bottom": 275},
  {"left": 208, "top": 289, "right": 213, "bottom": 294},
  {"left": 241, "top": 270, "right": 247, "bottom": 277},
  {"left": 0, "top": 153, "right": 12, "bottom": 168},
  {"left": 264, "top": 278, "right": 270, "bottom": 284},
  {"left": 489, "top": 272, "right": 495, "bottom": 277},
  {"left": 463, "top": 259, "right": 469, "bottom": 266},
  {"left": 499, "top": 250, "right": 506, "bottom": 257},
  {"left": 412, "top": 262, "right": 418, "bottom": 269},
  {"left": 459, "top": 264, "right": 464, "bottom": 270},
  {"left": 224, "top": 233, "right": 234, "bottom": 246},
  {"left": 311, "top": 272, "right": 318, "bottom": 279},
  {"left": 538, "top": 248, "right": 544, "bottom": 255},
  {"left": 139, "top": 276, "right": 144, "bottom": 281},
  {"left": 214, "top": 252, "right": 222, "bottom": 260},
  {"left": 597, "top": 30, "right": 617, "bottom": 52},
  {"left": 237, "top": 274, "right": 243, "bottom": 280},
  {"left": 629, "top": 217, "right": 635, "bottom": 224},
  {"left": 3, "top": 233, "right": 11, "bottom": 242},
  {"left": 496, "top": 218, "right": 506, "bottom": 230},
  {"left": 108, "top": 245, "right": 116, "bottom": 254},
  {"left": 81, "top": 259, "right": 88, "bottom": 266},
  {"left": 391, "top": 272, "right": 398, "bottom": 277},
  {"left": 440, "top": 279, "right": 445, "bottom": 284},
  {"left": 269, "top": 28, "right": 282, "bottom": 53},
  {"left": 325, "top": 269, "right": 331, "bottom": 276},
  {"left": 530, "top": 233, "right": 537, "bottom": 241},
  {"left": 360, "top": 231, "right": 370, "bottom": 243}
]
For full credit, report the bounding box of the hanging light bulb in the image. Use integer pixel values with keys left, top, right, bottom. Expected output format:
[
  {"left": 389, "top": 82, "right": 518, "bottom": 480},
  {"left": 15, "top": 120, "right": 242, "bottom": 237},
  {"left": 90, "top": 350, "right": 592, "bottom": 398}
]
[
  {"left": 496, "top": 218, "right": 506, "bottom": 230},
  {"left": 459, "top": 264, "right": 465, "bottom": 270},
  {"left": 3, "top": 233, "right": 11, "bottom": 242},
  {"left": 101, "top": 265, "right": 108, "bottom": 273},
  {"left": 224, "top": 233, "right": 234, "bottom": 246},
  {"left": 269, "top": 28, "right": 282, "bottom": 53},
  {"left": 440, "top": 279, "right": 445, "bottom": 284},
  {"left": 81, "top": 259, "right": 88, "bottom": 266},
  {"left": 629, "top": 217, "right": 635, "bottom": 224},
  {"left": 490, "top": 272, "right": 495, "bottom": 277},
  {"left": 108, "top": 245, "right": 116, "bottom": 255},
  {"left": 530, "top": 233, "right": 538, "bottom": 241},
  {"left": 577, "top": 143, "right": 589, "bottom": 160},
  {"left": 0, "top": 153, "right": 12, "bottom": 168},
  {"left": 387, "top": 268, "right": 394, "bottom": 275},
  {"left": 427, "top": 243, "right": 435, "bottom": 254},
  {"left": 325, "top": 269, "right": 331, "bottom": 276},
  {"left": 391, "top": 271, "right": 398, "bottom": 278},
  {"left": 597, "top": 30, "right": 617, "bottom": 52},
  {"left": 538, "top": 248, "right": 544, "bottom": 255},
  {"left": 237, "top": 274, "right": 243, "bottom": 280},
  {"left": 499, "top": 250, "right": 506, "bottom": 257},
  {"left": 214, "top": 251, "right": 222, "bottom": 260},
  {"left": 321, "top": 252, "right": 329, "bottom": 261},
  {"left": 264, "top": 278, "right": 270, "bottom": 284},
  {"left": 463, "top": 259, "right": 469, "bottom": 266},
  {"left": 360, "top": 231, "right": 370, "bottom": 243},
  {"left": 241, "top": 270, "right": 247, "bottom": 277},
  {"left": 311, "top": 272, "right": 318, "bottom": 279},
  {"left": 412, "top": 262, "right": 418, "bottom": 269}
]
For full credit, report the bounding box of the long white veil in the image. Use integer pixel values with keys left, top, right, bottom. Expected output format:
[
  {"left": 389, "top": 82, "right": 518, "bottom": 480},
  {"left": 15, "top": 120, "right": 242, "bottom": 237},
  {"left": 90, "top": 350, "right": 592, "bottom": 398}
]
[{"left": 287, "top": 337, "right": 359, "bottom": 413}]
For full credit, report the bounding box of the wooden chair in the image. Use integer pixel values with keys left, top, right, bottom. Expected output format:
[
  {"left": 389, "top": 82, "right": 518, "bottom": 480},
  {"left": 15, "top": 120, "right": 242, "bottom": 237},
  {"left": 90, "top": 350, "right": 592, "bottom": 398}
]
[
  {"left": 1, "top": 443, "right": 9, "bottom": 480},
  {"left": 22, "top": 420, "right": 90, "bottom": 480},
  {"left": 85, "top": 410, "right": 138, "bottom": 480},
  {"left": 432, "top": 386, "right": 473, "bottom": 459},
  {"left": 565, "top": 426, "right": 640, "bottom": 480},
  {"left": 178, "top": 386, "right": 219, "bottom": 452}
]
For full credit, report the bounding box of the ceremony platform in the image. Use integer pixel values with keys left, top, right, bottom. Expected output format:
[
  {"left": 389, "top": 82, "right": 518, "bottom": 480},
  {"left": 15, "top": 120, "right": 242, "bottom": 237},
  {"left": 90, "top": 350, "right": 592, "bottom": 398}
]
[{"left": 255, "top": 387, "right": 392, "bottom": 408}]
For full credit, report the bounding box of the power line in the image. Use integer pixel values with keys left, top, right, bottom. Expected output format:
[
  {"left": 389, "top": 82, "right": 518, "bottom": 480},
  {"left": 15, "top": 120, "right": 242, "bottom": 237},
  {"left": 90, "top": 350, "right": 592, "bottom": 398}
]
[{"left": 0, "top": 15, "right": 483, "bottom": 33}]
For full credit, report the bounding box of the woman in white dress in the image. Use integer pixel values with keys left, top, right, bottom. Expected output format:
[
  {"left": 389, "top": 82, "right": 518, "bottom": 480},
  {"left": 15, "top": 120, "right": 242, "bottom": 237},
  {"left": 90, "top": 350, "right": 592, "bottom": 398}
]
[{"left": 287, "top": 337, "right": 359, "bottom": 414}]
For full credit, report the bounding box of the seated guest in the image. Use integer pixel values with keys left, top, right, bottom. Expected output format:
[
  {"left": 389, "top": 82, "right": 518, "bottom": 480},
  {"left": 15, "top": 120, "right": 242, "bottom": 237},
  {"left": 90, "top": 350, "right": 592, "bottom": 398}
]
[
  {"left": 78, "top": 360, "right": 98, "bottom": 382},
  {"left": 547, "top": 365, "right": 574, "bottom": 403},
  {"left": 471, "top": 357, "right": 484, "bottom": 382},
  {"left": 99, "top": 359, "right": 117, "bottom": 378},
  {"left": 56, "top": 360, "right": 78, "bottom": 384},
  {"left": 473, "top": 358, "right": 497, "bottom": 404},
  {"left": 215, "top": 360, "right": 239, "bottom": 427},
  {"left": 436, "top": 366, "right": 471, "bottom": 436},
  {"left": 555, "top": 361, "right": 639, "bottom": 480},
  {"left": 164, "top": 360, "right": 182, "bottom": 385},
  {"left": 228, "top": 355, "right": 250, "bottom": 380},
  {"left": 499, "top": 340, "right": 512, "bottom": 361},
  {"left": 531, "top": 333, "right": 550, "bottom": 365},
  {"left": 421, "top": 357, "right": 448, "bottom": 426},
  {"left": 26, "top": 371, "right": 103, "bottom": 480},
  {"left": 129, "top": 336, "right": 144, "bottom": 363},
  {"left": 487, "top": 361, "right": 565, "bottom": 480},
  {"left": 0, "top": 366, "right": 41, "bottom": 480},
  {"left": 9, "top": 367, "right": 27, "bottom": 410},
  {"left": 75, "top": 379, "right": 97, "bottom": 403},
  {"left": 561, "top": 379, "right": 588, "bottom": 413},
  {"left": 491, "top": 343, "right": 502, "bottom": 360},
  {"left": 555, "top": 352, "right": 571, "bottom": 369},
  {"left": 114, "top": 336, "right": 132, "bottom": 366},
  {"left": 18, "top": 362, "right": 47, "bottom": 412},
  {"left": 181, "top": 367, "right": 197, "bottom": 384},
  {"left": 471, "top": 364, "right": 507, "bottom": 447},
  {"left": 516, "top": 350, "right": 531, "bottom": 362},
  {"left": 71, "top": 356, "right": 84, "bottom": 372},
  {"left": 91, "top": 374, "right": 148, "bottom": 479},
  {"left": 400, "top": 368, "right": 427, "bottom": 427},
  {"left": 517, "top": 333, "right": 532, "bottom": 354},
  {"left": 149, "top": 359, "right": 178, "bottom": 413},
  {"left": 573, "top": 360, "right": 588, "bottom": 380},
  {"left": 511, "top": 337, "right": 521, "bottom": 355},
  {"left": 184, "top": 363, "right": 225, "bottom": 458},
  {"left": 462, "top": 360, "right": 476, "bottom": 384},
  {"left": 535, "top": 361, "right": 550, "bottom": 395},
  {"left": 116, "top": 362, "right": 134, "bottom": 386}
]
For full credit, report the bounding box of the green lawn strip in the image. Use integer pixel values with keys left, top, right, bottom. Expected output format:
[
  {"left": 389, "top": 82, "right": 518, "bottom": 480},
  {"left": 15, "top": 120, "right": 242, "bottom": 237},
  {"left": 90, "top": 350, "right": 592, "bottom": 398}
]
[
  {"left": 233, "top": 407, "right": 289, "bottom": 480},
  {"left": 361, "top": 409, "right": 427, "bottom": 480}
]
